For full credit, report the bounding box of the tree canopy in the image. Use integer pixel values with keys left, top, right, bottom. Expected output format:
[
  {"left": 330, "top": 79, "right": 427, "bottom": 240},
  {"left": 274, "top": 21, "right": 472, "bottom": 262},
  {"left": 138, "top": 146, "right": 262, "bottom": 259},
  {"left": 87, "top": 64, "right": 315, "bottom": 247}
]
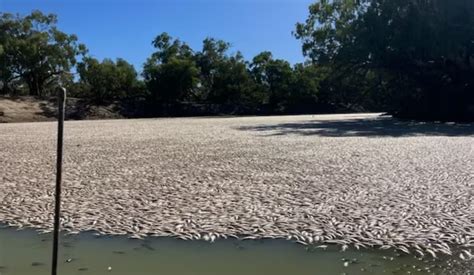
[
  {"left": 143, "top": 33, "right": 200, "bottom": 104},
  {"left": 295, "top": 0, "right": 474, "bottom": 120},
  {"left": 1, "top": 6, "right": 473, "bottom": 121},
  {"left": 141, "top": 33, "right": 323, "bottom": 113},
  {"left": 77, "top": 57, "right": 141, "bottom": 104},
  {"left": 0, "top": 11, "right": 86, "bottom": 96}
]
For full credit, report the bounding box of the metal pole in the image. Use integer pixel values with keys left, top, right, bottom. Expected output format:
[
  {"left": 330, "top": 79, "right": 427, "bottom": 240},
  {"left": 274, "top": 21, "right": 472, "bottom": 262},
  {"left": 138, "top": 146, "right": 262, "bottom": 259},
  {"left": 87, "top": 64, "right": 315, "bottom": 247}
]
[{"left": 52, "top": 87, "right": 66, "bottom": 275}]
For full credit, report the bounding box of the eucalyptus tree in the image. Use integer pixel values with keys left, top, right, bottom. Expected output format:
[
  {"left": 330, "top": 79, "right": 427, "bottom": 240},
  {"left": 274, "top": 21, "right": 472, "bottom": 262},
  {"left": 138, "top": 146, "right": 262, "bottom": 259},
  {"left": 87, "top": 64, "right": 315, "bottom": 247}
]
[
  {"left": 194, "top": 38, "right": 262, "bottom": 106},
  {"left": 250, "top": 52, "right": 294, "bottom": 112},
  {"left": 77, "top": 57, "right": 140, "bottom": 104},
  {"left": 0, "top": 11, "right": 86, "bottom": 96},
  {"left": 143, "top": 33, "right": 199, "bottom": 103},
  {"left": 195, "top": 38, "right": 231, "bottom": 100},
  {"left": 295, "top": 0, "right": 474, "bottom": 120},
  {"left": 287, "top": 63, "right": 323, "bottom": 111},
  {"left": 207, "top": 52, "right": 263, "bottom": 107}
]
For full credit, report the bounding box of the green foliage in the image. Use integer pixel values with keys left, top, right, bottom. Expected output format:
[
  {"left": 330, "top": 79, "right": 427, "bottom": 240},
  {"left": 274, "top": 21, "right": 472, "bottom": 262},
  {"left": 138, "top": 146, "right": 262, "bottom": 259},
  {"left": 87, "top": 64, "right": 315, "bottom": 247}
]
[
  {"left": 143, "top": 33, "right": 199, "bottom": 104},
  {"left": 141, "top": 33, "right": 324, "bottom": 114},
  {"left": 195, "top": 38, "right": 232, "bottom": 101},
  {"left": 288, "top": 64, "right": 322, "bottom": 107},
  {"left": 4, "top": 6, "right": 472, "bottom": 120},
  {"left": 250, "top": 52, "right": 320, "bottom": 112},
  {"left": 144, "top": 58, "right": 200, "bottom": 103},
  {"left": 77, "top": 57, "right": 142, "bottom": 104},
  {"left": 295, "top": 0, "right": 474, "bottom": 120},
  {"left": 207, "top": 53, "right": 262, "bottom": 106},
  {"left": 0, "top": 11, "right": 86, "bottom": 96},
  {"left": 195, "top": 38, "right": 264, "bottom": 106}
]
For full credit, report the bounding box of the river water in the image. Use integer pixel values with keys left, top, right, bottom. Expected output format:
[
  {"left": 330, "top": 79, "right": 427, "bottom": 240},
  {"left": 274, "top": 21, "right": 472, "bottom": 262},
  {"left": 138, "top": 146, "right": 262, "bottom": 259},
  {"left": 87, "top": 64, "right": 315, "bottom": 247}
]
[{"left": 0, "top": 227, "right": 471, "bottom": 275}]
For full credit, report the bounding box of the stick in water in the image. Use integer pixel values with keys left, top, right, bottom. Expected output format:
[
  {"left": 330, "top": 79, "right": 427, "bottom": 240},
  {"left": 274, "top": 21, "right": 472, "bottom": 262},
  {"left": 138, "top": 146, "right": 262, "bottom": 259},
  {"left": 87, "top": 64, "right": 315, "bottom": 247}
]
[{"left": 52, "top": 87, "right": 66, "bottom": 275}]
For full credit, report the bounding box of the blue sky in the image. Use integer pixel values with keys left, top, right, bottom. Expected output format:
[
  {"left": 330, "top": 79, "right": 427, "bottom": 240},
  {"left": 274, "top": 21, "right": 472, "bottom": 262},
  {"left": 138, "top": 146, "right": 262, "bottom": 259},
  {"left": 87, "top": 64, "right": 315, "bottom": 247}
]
[{"left": 1, "top": 0, "right": 314, "bottom": 71}]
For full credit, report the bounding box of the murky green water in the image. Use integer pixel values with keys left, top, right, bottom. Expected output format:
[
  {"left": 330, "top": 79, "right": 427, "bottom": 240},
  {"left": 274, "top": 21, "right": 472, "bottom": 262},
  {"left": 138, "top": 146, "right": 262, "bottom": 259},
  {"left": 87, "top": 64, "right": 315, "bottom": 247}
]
[{"left": 0, "top": 227, "right": 470, "bottom": 275}]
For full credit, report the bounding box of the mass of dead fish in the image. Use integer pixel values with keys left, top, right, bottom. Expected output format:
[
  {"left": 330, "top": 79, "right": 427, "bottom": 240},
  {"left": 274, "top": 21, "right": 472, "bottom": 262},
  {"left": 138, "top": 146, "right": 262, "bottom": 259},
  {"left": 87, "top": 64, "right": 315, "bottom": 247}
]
[{"left": 0, "top": 114, "right": 472, "bottom": 260}]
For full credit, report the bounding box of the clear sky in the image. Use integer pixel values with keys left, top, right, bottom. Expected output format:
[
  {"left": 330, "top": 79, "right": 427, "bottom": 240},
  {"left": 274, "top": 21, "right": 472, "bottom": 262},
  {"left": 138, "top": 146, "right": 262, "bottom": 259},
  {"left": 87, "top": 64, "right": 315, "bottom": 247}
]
[{"left": 1, "top": 0, "right": 314, "bottom": 71}]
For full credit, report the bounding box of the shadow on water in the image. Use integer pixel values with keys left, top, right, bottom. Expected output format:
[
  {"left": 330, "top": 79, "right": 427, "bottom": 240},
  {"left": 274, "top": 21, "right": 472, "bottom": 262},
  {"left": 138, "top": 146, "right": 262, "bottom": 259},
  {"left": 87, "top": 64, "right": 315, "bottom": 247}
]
[
  {"left": 0, "top": 226, "right": 471, "bottom": 275},
  {"left": 237, "top": 115, "right": 474, "bottom": 137}
]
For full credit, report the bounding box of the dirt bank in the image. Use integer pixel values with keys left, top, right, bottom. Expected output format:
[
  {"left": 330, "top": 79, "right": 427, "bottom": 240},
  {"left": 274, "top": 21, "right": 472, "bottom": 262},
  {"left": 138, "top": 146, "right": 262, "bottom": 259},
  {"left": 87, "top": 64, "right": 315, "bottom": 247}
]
[{"left": 0, "top": 96, "right": 123, "bottom": 123}]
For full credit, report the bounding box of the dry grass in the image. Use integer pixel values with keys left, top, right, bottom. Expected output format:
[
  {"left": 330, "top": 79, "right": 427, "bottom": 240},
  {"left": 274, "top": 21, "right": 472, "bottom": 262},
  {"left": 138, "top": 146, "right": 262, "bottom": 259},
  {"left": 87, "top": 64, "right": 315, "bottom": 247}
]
[{"left": 0, "top": 96, "right": 56, "bottom": 123}]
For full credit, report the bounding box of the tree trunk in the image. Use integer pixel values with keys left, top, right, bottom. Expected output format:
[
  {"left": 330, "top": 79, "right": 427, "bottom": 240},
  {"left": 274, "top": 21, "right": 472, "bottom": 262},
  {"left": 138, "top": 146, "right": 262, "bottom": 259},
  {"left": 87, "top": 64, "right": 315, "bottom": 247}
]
[
  {"left": 0, "top": 82, "right": 8, "bottom": 95},
  {"left": 26, "top": 75, "right": 44, "bottom": 97}
]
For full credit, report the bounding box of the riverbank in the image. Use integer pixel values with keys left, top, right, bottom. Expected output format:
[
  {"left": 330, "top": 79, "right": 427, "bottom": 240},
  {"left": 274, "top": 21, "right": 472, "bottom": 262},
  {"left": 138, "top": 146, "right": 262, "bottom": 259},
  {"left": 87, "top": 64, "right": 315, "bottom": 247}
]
[
  {"left": 0, "top": 96, "right": 361, "bottom": 124},
  {"left": 0, "top": 96, "right": 123, "bottom": 123},
  {"left": 0, "top": 114, "right": 473, "bottom": 260}
]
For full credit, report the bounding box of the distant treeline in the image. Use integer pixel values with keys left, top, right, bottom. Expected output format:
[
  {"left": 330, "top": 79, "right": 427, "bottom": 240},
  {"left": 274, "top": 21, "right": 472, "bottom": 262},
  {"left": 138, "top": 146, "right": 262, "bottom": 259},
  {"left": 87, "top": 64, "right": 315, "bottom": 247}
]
[{"left": 1, "top": 0, "right": 473, "bottom": 121}]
